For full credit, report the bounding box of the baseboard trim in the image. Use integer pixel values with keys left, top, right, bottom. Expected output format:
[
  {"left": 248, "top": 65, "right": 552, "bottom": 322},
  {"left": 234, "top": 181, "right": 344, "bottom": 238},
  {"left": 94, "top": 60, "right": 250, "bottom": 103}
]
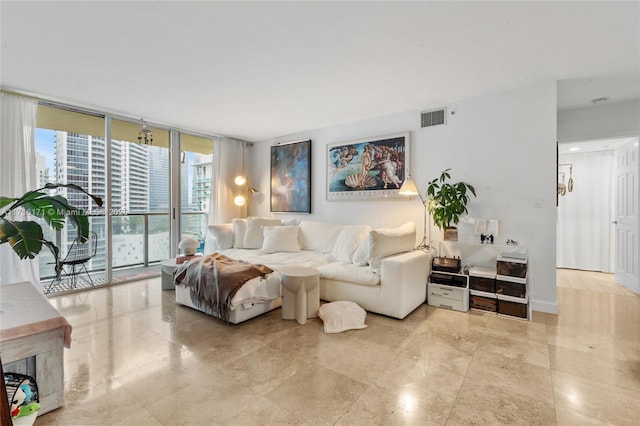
[
  {"left": 530, "top": 299, "right": 558, "bottom": 314},
  {"left": 621, "top": 281, "right": 639, "bottom": 295}
]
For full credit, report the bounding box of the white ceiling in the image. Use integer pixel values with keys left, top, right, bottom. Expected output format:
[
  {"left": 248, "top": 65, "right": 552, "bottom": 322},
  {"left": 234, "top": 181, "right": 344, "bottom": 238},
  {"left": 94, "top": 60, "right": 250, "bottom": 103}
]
[
  {"left": 1, "top": 1, "right": 638, "bottom": 142},
  {"left": 558, "top": 137, "right": 637, "bottom": 154}
]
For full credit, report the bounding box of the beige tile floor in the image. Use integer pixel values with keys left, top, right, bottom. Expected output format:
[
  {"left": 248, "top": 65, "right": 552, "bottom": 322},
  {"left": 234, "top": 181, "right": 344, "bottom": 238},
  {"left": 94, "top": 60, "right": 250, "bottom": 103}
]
[{"left": 35, "top": 268, "right": 639, "bottom": 425}]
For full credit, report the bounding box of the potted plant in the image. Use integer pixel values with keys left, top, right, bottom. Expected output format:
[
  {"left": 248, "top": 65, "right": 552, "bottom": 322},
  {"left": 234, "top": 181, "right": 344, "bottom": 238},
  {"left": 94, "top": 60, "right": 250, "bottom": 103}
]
[
  {"left": 0, "top": 183, "right": 103, "bottom": 277},
  {"left": 427, "top": 168, "right": 476, "bottom": 241}
]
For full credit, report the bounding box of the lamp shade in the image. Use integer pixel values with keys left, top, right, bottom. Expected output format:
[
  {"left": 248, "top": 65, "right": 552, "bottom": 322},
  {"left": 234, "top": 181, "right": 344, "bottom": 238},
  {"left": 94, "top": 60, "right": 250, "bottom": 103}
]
[{"left": 399, "top": 178, "right": 419, "bottom": 195}]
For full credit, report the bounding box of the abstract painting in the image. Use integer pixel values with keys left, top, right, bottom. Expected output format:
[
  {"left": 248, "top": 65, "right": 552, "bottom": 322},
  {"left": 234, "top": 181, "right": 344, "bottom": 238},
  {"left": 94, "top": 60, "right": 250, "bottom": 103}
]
[{"left": 270, "top": 139, "right": 311, "bottom": 213}]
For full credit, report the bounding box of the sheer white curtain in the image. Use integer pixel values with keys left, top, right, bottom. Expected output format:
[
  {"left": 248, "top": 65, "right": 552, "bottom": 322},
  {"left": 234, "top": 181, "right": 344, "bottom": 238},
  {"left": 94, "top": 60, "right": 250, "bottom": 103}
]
[
  {"left": 207, "top": 137, "right": 247, "bottom": 225},
  {"left": 557, "top": 150, "right": 616, "bottom": 272},
  {"left": 0, "top": 92, "right": 40, "bottom": 286}
]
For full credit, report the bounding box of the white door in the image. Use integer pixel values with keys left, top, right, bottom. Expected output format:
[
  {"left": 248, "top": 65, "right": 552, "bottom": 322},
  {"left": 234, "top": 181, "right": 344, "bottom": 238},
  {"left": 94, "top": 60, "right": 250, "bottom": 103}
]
[{"left": 614, "top": 138, "right": 639, "bottom": 294}]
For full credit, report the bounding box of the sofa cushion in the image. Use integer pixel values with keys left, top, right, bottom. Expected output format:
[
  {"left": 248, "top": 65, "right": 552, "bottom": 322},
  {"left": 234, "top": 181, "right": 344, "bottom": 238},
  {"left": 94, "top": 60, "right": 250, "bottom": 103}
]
[
  {"left": 232, "top": 218, "right": 247, "bottom": 249},
  {"left": 299, "top": 220, "right": 343, "bottom": 253},
  {"left": 262, "top": 226, "right": 301, "bottom": 253},
  {"left": 331, "top": 225, "right": 371, "bottom": 263},
  {"left": 352, "top": 238, "right": 369, "bottom": 266},
  {"left": 318, "top": 301, "right": 367, "bottom": 334},
  {"left": 244, "top": 217, "right": 281, "bottom": 249},
  {"left": 208, "top": 223, "right": 234, "bottom": 250},
  {"left": 368, "top": 222, "right": 416, "bottom": 273},
  {"left": 317, "top": 262, "right": 380, "bottom": 287}
]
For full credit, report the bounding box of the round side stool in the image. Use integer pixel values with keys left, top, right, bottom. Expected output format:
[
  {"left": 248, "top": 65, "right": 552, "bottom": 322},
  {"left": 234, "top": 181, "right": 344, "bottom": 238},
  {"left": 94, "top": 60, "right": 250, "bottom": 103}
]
[
  {"left": 278, "top": 266, "right": 320, "bottom": 325},
  {"left": 160, "top": 258, "right": 179, "bottom": 290}
]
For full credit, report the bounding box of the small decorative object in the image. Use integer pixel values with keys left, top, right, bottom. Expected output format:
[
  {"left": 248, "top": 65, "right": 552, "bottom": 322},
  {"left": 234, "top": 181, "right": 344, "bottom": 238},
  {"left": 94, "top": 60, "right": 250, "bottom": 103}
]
[
  {"left": 178, "top": 238, "right": 200, "bottom": 256},
  {"left": 480, "top": 234, "right": 495, "bottom": 244},
  {"left": 427, "top": 168, "right": 476, "bottom": 241},
  {"left": 474, "top": 218, "right": 499, "bottom": 244},
  {"left": 327, "top": 132, "right": 409, "bottom": 200},
  {"left": 557, "top": 163, "right": 574, "bottom": 202},
  {"left": 270, "top": 139, "right": 311, "bottom": 213}
]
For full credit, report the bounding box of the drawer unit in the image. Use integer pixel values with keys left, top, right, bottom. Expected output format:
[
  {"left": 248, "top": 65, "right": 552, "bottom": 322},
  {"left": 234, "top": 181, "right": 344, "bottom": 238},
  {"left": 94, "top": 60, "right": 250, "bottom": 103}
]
[
  {"left": 496, "top": 255, "right": 528, "bottom": 279},
  {"left": 430, "top": 271, "right": 468, "bottom": 288},
  {"left": 469, "top": 290, "right": 497, "bottom": 313},
  {"left": 497, "top": 294, "right": 529, "bottom": 319},
  {"left": 432, "top": 257, "right": 461, "bottom": 274},
  {"left": 496, "top": 275, "right": 527, "bottom": 298},
  {"left": 427, "top": 281, "right": 469, "bottom": 312},
  {"left": 469, "top": 266, "right": 497, "bottom": 293},
  {"left": 469, "top": 276, "right": 496, "bottom": 292}
]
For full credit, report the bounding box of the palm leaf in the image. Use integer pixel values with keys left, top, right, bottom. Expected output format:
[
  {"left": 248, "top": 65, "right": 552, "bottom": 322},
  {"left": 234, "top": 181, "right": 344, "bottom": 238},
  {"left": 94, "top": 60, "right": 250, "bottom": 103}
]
[
  {"left": 43, "top": 183, "right": 103, "bottom": 207},
  {"left": 0, "top": 219, "right": 44, "bottom": 259},
  {"left": 0, "top": 196, "right": 17, "bottom": 210}
]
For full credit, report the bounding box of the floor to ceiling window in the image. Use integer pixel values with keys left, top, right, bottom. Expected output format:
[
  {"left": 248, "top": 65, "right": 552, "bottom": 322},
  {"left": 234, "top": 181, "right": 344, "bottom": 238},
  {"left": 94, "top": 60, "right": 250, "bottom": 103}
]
[
  {"left": 35, "top": 105, "right": 108, "bottom": 285},
  {"left": 33, "top": 103, "right": 216, "bottom": 289},
  {"left": 180, "top": 133, "right": 215, "bottom": 254},
  {"left": 110, "top": 119, "right": 170, "bottom": 272}
]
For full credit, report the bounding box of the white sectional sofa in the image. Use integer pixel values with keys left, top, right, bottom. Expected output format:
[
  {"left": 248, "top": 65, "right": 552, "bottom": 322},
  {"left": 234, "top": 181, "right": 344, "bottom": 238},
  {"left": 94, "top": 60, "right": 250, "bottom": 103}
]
[{"left": 180, "top": 217, "right": 430, "bottom": 320}]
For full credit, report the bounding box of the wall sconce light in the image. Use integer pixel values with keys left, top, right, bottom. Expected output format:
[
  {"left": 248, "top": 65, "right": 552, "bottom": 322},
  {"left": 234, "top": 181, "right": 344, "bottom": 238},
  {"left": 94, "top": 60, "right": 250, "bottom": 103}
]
[
  {"left": 234, "top": 195, "right": 247, "bottom": 206},
  {"left": 137, "top": 119, "right": 153, "bottom": 146}
]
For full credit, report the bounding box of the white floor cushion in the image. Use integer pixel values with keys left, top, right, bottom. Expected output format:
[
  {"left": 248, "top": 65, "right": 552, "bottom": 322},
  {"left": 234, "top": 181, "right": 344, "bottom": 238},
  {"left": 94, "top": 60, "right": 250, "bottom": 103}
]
[{"left": 318, "top": 301, "right": 367, "bottom": 333}]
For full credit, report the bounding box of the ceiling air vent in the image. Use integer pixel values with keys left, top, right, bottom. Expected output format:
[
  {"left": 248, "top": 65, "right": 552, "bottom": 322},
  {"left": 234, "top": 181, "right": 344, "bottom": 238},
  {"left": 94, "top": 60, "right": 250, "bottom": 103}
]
[{"left": 421, "top": 108, "right": 447, "bottom": 128}]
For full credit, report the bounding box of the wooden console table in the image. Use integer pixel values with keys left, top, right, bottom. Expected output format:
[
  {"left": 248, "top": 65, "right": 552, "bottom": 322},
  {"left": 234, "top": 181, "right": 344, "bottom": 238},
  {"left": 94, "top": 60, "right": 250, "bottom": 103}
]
[{"left": 0, "top": 281, "right": 72, "bottom": 415}]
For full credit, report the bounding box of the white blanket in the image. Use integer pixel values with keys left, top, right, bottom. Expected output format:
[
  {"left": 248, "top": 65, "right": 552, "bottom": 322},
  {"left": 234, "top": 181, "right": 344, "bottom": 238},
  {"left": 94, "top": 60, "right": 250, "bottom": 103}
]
[{"left": 230, "top": 271, "right": 281, "bottom": 310}]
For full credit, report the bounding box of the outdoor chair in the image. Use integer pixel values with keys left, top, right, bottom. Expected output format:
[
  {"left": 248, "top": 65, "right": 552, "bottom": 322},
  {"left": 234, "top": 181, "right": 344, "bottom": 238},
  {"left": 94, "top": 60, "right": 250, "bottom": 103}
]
[{"left": 44, "top": 231, "right": 98, "bottom": 294}]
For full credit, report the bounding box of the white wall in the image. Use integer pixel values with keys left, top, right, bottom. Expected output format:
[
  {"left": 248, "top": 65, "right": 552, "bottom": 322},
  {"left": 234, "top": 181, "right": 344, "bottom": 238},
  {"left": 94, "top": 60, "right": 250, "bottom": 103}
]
[
  {"left": 558, "top": 99, "right": 640, "bottom": 143},
  {"left": 248, "top": 81, "right": 558, "bottom": 314}
]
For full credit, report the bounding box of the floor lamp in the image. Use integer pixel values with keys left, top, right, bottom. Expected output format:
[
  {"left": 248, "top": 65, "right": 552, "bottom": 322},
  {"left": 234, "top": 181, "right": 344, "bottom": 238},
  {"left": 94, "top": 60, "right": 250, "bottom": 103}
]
[{"left": 399, "top": 176, "right": 432, "bottom": 253}]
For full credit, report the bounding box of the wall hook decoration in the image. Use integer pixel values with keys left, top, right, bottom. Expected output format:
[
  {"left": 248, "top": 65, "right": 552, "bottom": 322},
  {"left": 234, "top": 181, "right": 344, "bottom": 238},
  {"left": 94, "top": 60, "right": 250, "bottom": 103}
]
[{"left": 558, "top": 163, "right": 574, "bottom": 197}]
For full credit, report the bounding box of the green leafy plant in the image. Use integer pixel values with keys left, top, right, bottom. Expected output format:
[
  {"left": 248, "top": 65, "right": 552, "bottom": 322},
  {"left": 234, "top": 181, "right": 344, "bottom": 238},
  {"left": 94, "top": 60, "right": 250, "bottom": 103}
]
[
  {"left": 0, "top": 183, "right": 103, "bottom": 277},
  {"left": 427, "top": 168, "right": 476, "bottom": 231}
]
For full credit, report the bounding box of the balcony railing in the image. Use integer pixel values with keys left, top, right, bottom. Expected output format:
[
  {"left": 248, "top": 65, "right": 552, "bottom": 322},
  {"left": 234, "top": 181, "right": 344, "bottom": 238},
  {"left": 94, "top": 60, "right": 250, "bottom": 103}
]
[{"left": 38, "top": 211, "right": 208, "bottom": 282}]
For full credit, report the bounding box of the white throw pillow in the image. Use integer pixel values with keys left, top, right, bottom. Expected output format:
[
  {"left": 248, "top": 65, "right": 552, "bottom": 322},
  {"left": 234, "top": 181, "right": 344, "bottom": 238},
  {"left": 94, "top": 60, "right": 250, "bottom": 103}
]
[
  {"left": 318, "top": 301, "right": 367, "bottom": 334},
  {"left": 331, "top": 225, "right": 371, "bottom": 263},
  {"left": 352, "top": 239, "right": 370, "bottom": 266},
  {"left": 261, "top": 226, "right": 301, "bottom": 253},
  {"left": 244, "top": 217, "right": 282, "bottom": 249},
  {"left": 208, "top": 223, "right": 234, "bottom": 250},
  {"left": 298, "top": 220, "right": 343, "bottom": 252},
  {"left": 368, "top": 222, "right": 416, "bottom": 273},
  {"left": 232, "top": 218, "right": 247, "bottom": 249}
]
